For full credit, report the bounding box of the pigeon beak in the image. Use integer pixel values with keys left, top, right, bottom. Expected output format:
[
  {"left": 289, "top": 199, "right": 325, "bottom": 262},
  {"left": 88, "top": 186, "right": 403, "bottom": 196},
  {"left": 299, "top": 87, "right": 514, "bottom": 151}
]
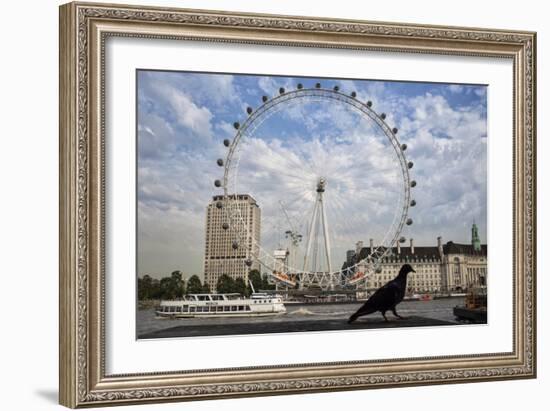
[{"left": 412, "top": 268, "right": 416, "bottom": 273}]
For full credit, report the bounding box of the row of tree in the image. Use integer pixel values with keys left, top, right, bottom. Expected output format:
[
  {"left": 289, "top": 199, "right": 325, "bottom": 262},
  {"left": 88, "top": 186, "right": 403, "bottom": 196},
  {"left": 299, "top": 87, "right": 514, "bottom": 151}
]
[
  {"left": 137, "top": 271, "right": 208, "bottom": 301},
  {"left": 137, "top": 269, "right": 275, "bottom": 301}
]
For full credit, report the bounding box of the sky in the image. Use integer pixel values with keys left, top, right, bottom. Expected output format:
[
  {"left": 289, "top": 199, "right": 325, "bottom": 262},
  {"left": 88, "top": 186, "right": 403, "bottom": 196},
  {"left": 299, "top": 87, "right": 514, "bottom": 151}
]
[{"left": 137, "top": 70, "right": 487, "bottom": 279}]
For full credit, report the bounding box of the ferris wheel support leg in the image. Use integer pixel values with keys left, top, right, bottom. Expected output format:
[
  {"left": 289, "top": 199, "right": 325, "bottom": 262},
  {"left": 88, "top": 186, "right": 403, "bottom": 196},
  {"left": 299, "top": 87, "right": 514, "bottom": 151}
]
[
  {"left": 302, "top": 201, "right": 318, "bottom": 273},
  {"left": 320, "top": 196, "right": 332, "bottom": 273}
]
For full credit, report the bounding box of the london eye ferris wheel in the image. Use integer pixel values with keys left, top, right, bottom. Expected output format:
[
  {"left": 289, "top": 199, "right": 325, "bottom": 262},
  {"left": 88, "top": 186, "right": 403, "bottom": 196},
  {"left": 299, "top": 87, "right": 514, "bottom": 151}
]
[{"left": 213, "top": 82, "right": 417, "bottom": 290}]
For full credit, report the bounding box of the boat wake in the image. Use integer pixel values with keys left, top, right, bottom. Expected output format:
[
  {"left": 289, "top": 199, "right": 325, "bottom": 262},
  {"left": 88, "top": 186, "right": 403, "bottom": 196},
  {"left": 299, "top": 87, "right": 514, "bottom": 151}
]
[
  {"left": 288, "top": 308, "right": 350, "bottom": 316},
  {"left": 288, "top": 308, "right": 316, "bottom": 315}
]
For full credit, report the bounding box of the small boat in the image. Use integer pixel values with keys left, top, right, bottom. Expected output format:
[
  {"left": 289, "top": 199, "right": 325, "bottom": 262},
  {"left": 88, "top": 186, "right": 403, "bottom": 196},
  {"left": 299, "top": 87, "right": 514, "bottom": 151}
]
[
  {"left": 156, "top": 293, "right": 286, "bottom": 318},
  {"left": 453, "top": 286, "right": 487, "bottom": 323},
  {"left": 420, "top": 294, "right": 433, "bottom": 301},
  {"left": 404, "top": 293, "right": 420, "bottom": 301}
]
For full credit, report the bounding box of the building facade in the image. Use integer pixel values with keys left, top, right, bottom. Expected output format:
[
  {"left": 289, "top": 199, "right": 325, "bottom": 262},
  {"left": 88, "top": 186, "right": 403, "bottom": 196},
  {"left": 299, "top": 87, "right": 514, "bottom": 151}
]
[
  {"left": 343, "top": 224, "right": 487, "bottom": 294},
  {"left": 203, "top": 194, "right": 261, "bottom": 292}
]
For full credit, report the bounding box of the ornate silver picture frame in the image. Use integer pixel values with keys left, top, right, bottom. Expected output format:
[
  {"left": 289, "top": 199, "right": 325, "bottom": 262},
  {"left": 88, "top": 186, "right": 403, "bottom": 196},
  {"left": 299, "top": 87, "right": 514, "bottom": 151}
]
[{"left": 59, "top": 1, "right": 536, "bottom": 407}]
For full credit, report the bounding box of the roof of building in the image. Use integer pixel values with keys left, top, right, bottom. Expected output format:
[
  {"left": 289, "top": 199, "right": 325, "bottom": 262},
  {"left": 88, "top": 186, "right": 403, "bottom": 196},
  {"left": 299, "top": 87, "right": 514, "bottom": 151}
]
[
  {"left": 211, "top": 194, "right": 258, "bottom": 204},
  {"left": 443, "top": 241, "right": 487, "bottom": 256},
  {"left": 341, "top": 241, "right": 487, "bottom": 269}
]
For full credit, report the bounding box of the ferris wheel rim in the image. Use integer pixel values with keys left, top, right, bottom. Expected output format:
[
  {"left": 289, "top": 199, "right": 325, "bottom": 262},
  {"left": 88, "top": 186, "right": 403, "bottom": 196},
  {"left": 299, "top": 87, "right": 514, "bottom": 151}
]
[{"left": 219, "top": 85, "right": 414, "bottom": 279}]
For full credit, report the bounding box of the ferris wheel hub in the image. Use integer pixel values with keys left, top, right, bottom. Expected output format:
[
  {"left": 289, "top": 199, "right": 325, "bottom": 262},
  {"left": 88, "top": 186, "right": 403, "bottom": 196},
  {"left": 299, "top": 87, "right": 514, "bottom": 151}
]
[{"left": 316, "top": 177, "right": 327, "bottom": 193}]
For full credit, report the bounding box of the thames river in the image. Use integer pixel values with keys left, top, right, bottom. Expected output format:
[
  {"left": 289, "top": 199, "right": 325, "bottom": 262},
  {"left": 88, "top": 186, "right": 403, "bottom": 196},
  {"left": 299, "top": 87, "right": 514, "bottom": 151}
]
[{"left": 137, "top": 297, "right": 473, "bottom": 339}]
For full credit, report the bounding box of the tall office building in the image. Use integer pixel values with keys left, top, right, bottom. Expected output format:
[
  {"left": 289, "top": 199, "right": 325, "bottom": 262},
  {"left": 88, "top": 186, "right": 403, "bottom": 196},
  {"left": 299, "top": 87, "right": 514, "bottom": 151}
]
[{"left": 203, "top": 194, "right": 261, "bottom": 292}]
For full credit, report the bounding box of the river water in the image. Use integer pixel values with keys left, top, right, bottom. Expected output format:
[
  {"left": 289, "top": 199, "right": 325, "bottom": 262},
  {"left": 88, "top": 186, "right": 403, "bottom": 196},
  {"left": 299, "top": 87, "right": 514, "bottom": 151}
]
[{"left": 137, "top": 297, "right": 467, "bottom": 338}]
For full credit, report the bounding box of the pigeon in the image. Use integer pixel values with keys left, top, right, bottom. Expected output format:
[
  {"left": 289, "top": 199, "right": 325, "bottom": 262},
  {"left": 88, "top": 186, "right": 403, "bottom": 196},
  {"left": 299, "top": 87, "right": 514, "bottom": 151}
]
[{"left": 348, "top": 264, "right": 415, "bottom": 323}]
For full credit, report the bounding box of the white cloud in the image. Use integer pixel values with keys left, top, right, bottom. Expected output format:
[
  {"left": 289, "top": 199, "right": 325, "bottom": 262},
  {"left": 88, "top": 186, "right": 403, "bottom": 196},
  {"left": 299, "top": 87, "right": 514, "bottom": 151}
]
[
  {"left": 448, "top": 84, "right": 464, "bottom": 93},
  {"left": 158, "top": 85, "right": 213, "bottom": 139}
]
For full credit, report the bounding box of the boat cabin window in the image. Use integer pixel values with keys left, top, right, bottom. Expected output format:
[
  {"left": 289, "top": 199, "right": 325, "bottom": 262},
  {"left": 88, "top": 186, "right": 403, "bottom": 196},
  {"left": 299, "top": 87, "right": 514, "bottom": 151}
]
[
  {"left": 231, "top": 306, "right": 237, "bottom": 311},
  {"left": 223, "top": 306, "right": 230, "bottom": 312},
  {"left": 216, "top": 306, "right": 223, "bottom": 312},
  {"left": 245, "top": 306, "right": 251, "bottom": 311},
  {"left": 238, "top": 306, "right": 244, "bottom": 311},
  {"left": 190, "top": 306, "right": 196, "bottom": 312}
]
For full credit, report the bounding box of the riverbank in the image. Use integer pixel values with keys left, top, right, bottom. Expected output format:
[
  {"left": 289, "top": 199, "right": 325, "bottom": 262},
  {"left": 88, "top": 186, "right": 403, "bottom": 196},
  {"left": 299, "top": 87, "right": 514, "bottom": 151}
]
[
  {"left": 139, "top": 316, "right": 456, "bottom": 339},
  {"left": 137, "top": 297, "right": 472, "bottom": 338}
]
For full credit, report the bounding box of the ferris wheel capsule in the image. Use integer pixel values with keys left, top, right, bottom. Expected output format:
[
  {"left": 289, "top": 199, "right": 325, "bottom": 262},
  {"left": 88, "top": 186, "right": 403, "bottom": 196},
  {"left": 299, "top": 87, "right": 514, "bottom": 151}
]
[
  {"left": 223, "top": 139, "right": 230, "bottom": 147},
  {"left": 222, "top": 222, "right": 229, "bottom": 230},
  {"left": 408, "top": 161, "right": 414, "bottom": 169},
  {"left": 410, "top": 199, "right": 417, "bottom": 207},
  {"left": 401, "top": 143, "right": 407, "bottom": 151},
  {"left": 351, "top": 91, "right": 357, "bottom": 98},
  {"left": 214, "top": 179, "right": 222, "bottom": 187},
  {"left": 399, "top": 236, "right": 406, "bottom": 243},
  {"left": 233, "top": 122, "right": 240, "bottom": 130},
  {"left": 216, "top": 159, "right": 224, "bottom": 166},
  {"left": 279, "top": 87, "right": 285, "bottom": 94},
  {"left": 216, "top": 201, "right": 223, "bottom": 209},
  {"left": 315, "top": 82, "right": 321, "bottom": 88},
  {"left": 262, "top": 95, "right": 268, "bottom": 102},
  {"left": 410, "top": 180, "right": 417, "bottom": 187},
  {"left": 297, "top": 83, "right": 303, "bottom": 89},
  {"left": 366, "top": 101, "right": 373, "bottom": 107},
  {"left": 232, "top": 241, "right": 239, "bottom": 250},
  {"left": 380, "top": 113, "right": 387, "bottom": 120},
  {"left": 333, "top": 85, "right": 339, "bottom": 91},
  {"left": 246, "top": 107, "right": 253, "bottom": 114},
  {"left": 406, "top": 218, "right": 413, "bottom": 225},
  {"left": 245, "top": 259, "right": 253, "bottom": 267},
  {"left": 392, "top": 127, "right": 398, "bottom": 134}
]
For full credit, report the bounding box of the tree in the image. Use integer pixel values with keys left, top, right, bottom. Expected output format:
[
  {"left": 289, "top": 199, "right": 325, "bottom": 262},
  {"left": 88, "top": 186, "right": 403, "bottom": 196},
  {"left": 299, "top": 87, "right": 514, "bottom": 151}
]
[
  {"left": 186, "top": 275, "right": 203, "bottom": 294},
  {"left": 138, "top": 275, "right": 154, "bottom": 300},
  {"left": 159, "top": 276, "right": 174, "bottom": 299},
  {"left": 201, "top": 282, "right": 211, "bottom": 293},
  {"left": 234, "top": 278, "right": 247, "bottom": 296},
  {"left": 261, "top": 273, "right": 275, "bottom": 290},
  {"left": 248, "top": 269, "right": 262, "bottom": 293},
  {"left": 216, "top": 274, "right": 235, "bottom": 294},
  {"left": 170, "top": 270, "right": 185, "bottom": 298}
]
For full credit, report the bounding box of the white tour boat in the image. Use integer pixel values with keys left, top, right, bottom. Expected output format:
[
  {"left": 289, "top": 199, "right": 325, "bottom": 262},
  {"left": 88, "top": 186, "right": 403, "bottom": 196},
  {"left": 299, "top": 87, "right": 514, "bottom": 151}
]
[{"left": 156, "top": 292, "right": 286, "bottom": 318}]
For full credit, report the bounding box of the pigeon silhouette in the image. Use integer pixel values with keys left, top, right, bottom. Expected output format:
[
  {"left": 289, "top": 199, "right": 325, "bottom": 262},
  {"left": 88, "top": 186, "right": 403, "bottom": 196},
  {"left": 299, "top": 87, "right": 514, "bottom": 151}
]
[{"left": 348, "top": 264, "right": 415, "bottom": 323}]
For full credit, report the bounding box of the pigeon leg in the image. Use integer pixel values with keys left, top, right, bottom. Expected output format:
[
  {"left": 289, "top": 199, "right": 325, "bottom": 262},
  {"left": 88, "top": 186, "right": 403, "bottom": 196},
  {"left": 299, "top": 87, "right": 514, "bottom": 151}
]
[
  {"left": 382, "top": 312, "right": 389, "bottom": 322},
  {"left": 391, "top": 307, "right": 406, "bottom": 320}
]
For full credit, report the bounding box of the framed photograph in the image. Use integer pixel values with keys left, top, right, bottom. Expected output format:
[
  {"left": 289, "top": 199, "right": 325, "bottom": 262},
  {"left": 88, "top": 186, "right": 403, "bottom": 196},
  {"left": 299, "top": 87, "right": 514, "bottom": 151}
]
[{"left": 59, "top": 1, "right": 536, "bottom": 408}]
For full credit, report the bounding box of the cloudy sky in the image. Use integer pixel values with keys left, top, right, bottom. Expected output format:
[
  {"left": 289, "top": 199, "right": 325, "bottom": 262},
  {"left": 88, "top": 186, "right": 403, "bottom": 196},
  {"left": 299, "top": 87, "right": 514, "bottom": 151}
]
[{"left": 137, "top": 70, "right": 487, "bottom": 279}]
